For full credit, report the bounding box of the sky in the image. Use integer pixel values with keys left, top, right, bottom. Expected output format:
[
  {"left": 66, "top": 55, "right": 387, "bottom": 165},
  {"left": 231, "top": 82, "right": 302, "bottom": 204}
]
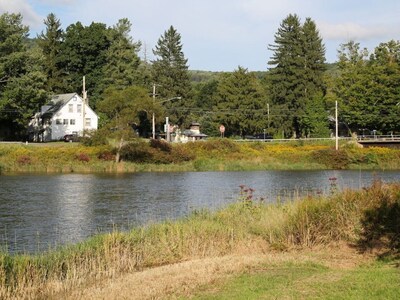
[{"left": 1, "top": 0, "right": 400, "bottom": 71}]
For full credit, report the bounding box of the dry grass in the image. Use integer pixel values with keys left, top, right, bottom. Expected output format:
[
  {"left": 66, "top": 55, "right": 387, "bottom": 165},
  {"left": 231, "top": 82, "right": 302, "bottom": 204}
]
[{"left": 58, "top": 243, "right": 373, "bottom": 300}]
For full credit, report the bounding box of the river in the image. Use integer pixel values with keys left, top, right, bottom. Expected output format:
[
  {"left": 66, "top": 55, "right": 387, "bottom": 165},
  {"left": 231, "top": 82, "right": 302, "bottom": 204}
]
[{"left": 1, "top": 170, "right": 399, "bottom": 254}]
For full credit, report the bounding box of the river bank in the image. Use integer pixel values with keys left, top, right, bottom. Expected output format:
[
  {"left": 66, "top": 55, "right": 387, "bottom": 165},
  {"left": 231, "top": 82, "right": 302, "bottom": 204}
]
[
  {"left": 1, "top": 139, "right": 400, "bottom": 174},
  {"left": 1, "top": 181, "right": 399, "bottom": 299}
]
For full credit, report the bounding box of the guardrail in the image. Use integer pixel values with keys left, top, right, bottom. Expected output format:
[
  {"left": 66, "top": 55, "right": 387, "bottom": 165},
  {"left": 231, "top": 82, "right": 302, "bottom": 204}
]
[
  {"left": 357, "top": 135, "right": 400, "bottom": 141},
  {"left": 235, "top": 137, "right": 353, "bottom": 143}
]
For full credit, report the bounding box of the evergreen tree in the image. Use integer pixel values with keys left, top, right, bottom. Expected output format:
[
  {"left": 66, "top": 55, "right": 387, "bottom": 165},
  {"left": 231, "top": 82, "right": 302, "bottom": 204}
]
[
  {"left": 0, "top": 13, "right": 47, "bottom": 139},
  {"left": 268, "top": 14, "right": 327, "bottom": 138},
  {"left": 152, "top": 26, "right": 192, "bottom": 126},
  {"left": 102, "top": 18, "right": 142, "bottom": 89},
  {"left": 37, "top": 13, "right": 65, "bottom": 93},
  {"left": 214, "top": 67, "right": 265, "bottom": 137}
]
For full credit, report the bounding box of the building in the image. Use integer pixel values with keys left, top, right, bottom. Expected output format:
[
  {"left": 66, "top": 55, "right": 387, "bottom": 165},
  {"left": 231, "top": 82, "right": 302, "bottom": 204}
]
[
  {"left": 28, "top": 93, "right": 98, "bottom": 142},
  {"left": 173, "top": 122, "right": 208, "bottom": 143}
]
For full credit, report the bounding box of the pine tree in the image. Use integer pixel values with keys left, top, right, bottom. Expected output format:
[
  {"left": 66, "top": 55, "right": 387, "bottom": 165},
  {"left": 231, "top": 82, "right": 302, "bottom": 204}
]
[
  {"left": 152, "top": 26, "right": 192, "bottom": 126},
  {"left": 37, "top": 13, "right": 65, "bottom": 93},
  {"left": 0, "top": 13, "right": 47, "bottom": 139},
  {"left": 214, "top": 67, "right": 265, "bottom": 137},
  {"left": 102, "top": 18, "right": 142, "bottom": 89},
  {"left": 267, "top": 14, "right": 327, "bottom": 138}
]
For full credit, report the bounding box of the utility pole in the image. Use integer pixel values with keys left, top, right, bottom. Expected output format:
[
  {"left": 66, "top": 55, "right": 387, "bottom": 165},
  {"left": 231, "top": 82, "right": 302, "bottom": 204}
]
[
  {"left": 335, "top": 101, "right": 338, "bottom": 151},
  {"left": 82, "top": 76, "right": 87, "bottom": 136},
  {"left": 152, "top": 84, "right": 156, "bottom": 139}
]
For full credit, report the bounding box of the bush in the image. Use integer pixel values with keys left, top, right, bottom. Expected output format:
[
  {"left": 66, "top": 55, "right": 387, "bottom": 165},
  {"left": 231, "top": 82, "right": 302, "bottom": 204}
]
[
  {"left": 75, "top": 153, "right": 90, "bottom": 162},
  {"left": 16, "top": 155, "right": 31, "bottom": 165},
  {"left": 150, "top": 139, "right": 172, "bottom": 152},
  {"left": 312, "top": 148, "right": 350, "bottom": 169},
  {"left": 119, "top": 141, "right": 195, "bottom": 164},
  {"left": 97, "top": 150, "right": 115, "bottom": 161}
]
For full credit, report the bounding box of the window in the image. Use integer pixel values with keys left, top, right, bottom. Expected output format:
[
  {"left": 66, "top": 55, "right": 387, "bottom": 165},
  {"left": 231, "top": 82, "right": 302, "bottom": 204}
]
[
  {"left": 68, "top": 104, "right": 73, "bottom": 113},
  {"left": 77, "top": 104, "right": 82, "bottom": 113},
  {"left": 85, "top": 118, "right": 91, "bottom": 127},
  {"left": 56, "top": 119, "right": 62, "bottom": 125},
  {"left": 70, "top": 119, "right": 75, "bottom": 125},
  {"left": 63, "top": 119, "right": 68, "bottom": 125}
]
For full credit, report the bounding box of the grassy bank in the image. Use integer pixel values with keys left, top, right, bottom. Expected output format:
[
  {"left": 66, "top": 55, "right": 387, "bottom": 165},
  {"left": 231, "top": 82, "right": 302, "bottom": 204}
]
[
  {"left": 1, "top": 139, "right": 400, "bottom": 173},
  {"left": 188, "top": 260, "right": 400, "bottom": 299},
  {"left": 1, "top": 181, "right": 399, "bottom": 299}
]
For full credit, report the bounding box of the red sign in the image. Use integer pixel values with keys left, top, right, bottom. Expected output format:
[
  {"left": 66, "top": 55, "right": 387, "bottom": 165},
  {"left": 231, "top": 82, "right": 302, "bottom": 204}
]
[{"left": 219, "top": 125, "right": 225, "bottom": 133}]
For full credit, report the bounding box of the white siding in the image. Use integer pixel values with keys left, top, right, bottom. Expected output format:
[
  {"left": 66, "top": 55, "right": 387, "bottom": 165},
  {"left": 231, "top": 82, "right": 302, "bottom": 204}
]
[{"left": 50, "top": 95, "right": 98, "bottom": 140}]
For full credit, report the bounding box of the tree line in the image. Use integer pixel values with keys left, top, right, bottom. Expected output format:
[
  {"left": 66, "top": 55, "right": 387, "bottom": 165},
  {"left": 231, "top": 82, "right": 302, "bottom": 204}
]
[{"left": 0, "top": 12, "right": 399, "bottom": 141}]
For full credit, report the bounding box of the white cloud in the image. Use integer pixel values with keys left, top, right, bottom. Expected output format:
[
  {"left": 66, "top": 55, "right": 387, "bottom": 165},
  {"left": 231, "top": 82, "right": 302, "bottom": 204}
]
[
  {"left": 0, "top": 0, "right": 42, "bottom": 28},
  {"left": 319, "top": 21, "right": 400, "bottom": 41}
]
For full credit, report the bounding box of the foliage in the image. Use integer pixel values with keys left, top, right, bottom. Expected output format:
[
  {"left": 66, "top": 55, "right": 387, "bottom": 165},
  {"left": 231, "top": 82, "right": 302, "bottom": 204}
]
[
  {"left": 36, "top": 13, "right": 65, "bottom": 93},
  {"left": 0, "top": 13, "right": 48, "bottom": 139},
  {"left": 102, "top": 18, "right": 142, "bottom": 89},
  {"left": 358, "top": 180, "right": 400, "bottom": 255},
  {"left": 119, "top": 140, "right": 194, "bottom": 164},
  {"left": 97, "top": 86, "right": 156, "bottom": 159},
  {"left": 152, "top": 26, "right": 193, "bottom": 126},
  {"left": 267, "top": 14, "right": 326, "bottom": 138},
  {"left": 333, "top": 40, "right": 400, "bottom": 134},
  {"left": 58, "top": 21, "right": 111, "bottom": 108},
  {"left": 213, "top": 67, "right": 266, "bottom": 137}
]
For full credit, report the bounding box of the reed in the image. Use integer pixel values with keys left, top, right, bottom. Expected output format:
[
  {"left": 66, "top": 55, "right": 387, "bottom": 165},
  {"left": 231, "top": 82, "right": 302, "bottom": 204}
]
[{"left": 1, "top": 181, "right": 399, "bottom": 299}]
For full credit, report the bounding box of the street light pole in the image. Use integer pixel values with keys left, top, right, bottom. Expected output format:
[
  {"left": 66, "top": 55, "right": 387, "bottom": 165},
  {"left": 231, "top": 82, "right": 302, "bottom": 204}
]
[
  {"left": 152, "top": 84, "right": 156, "bottom": 139},
  {"left": 335, "top": 101, "right": 339, "bottom": 151},
  {"left": 151, "top": 85, "right": 181, "bottom": 140}
]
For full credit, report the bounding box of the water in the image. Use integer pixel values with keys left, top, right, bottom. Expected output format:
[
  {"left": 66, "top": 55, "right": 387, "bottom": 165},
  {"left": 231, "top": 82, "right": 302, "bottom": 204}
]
[{"left": 1, "top": 170, "right": 399, "bottom": 254}]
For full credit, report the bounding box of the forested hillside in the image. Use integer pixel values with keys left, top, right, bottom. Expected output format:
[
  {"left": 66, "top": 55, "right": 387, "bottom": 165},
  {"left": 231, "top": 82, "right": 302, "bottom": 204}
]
[{"left": 0, "top": 12, "right": 399, "bottom": 141}]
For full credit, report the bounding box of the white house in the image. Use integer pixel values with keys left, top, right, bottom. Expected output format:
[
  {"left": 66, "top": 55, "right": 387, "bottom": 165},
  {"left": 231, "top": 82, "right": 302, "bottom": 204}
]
[{"left": 29, "top": 93, "right": 98, "bottom": 142}]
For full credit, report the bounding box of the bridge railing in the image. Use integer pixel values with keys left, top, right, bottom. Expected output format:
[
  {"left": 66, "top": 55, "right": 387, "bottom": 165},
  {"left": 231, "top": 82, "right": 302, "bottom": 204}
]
[{"left": 357, "top": 135, "right": 400, "bottom": 141}]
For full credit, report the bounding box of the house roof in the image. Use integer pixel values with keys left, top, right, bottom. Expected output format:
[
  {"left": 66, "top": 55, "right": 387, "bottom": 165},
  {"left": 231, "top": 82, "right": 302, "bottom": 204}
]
[{"left": 41, "top": 93, "right": 78, "bottom": 117}]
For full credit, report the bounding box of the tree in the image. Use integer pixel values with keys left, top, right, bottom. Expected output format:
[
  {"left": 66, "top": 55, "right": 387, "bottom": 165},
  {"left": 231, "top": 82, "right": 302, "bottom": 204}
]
[
  {"left": 214, "top": 67, "right": 265, "bottom": 137},
  {"left": 37, "top": 13, "right": 65, "bottom": 93},
  {"left": 97, "top": 86, "right": 160, "bottom": 161},
  {"left": 152, "top": 26, "right": 193, "bottom": 126},
  {"left": 267, "top": 14, "right": 327, "bottom": 138},
  {"left": 59, "top": 21, "right": 111, "bottom": 108},
  {"left": 334, "top": 40, "right": 400, "bottom": 134},
  {"left": 102, "top": 18, "right": 142, "bottom": 89},
  {"left": 0, "top": 13, "right": 47, "bottom": 139}
]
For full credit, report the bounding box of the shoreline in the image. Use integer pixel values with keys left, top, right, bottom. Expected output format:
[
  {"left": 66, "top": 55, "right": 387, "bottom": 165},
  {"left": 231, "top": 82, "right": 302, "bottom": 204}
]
[{"left": 1, "top": 181, "right": 399, "bottom": 298}]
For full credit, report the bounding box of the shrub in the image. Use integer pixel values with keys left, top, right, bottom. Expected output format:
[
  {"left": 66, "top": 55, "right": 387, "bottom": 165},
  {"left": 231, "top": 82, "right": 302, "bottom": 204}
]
[
  {"left": 16, "top": 155, "right": 31, "bottom": 165},
  {"left": 150, "top": 139, "right": 172, "bottom": 152},
  {"left": 97, "top": 150, "right": 115, "bottom": 161},
  {"left": 119, "top": 141, "right": 153, "bottom": 163},
  {"left": 75, "top": 153, "right": 90, "bottom": 162},
  {"left": 312, "top": 148, "right": 350, "bottom": 169}
]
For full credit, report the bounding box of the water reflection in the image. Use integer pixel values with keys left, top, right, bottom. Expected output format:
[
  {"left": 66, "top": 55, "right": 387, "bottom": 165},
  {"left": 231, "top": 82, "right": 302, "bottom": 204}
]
[{"left": 0, "top": 170, "right": 399, "bottom": 253}]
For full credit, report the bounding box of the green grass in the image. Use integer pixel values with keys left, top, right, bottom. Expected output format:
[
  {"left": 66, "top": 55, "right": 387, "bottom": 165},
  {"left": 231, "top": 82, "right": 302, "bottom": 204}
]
[{"left": 188, "top": 261, "right": 400, "bottom": 299}]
